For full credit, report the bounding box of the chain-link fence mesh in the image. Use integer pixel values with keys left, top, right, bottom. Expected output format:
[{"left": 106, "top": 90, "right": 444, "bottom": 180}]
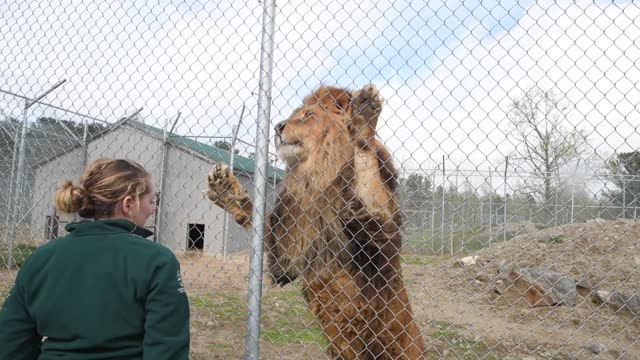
[{"left": 1, "top": 0, "right": 640, "bottom": 358}]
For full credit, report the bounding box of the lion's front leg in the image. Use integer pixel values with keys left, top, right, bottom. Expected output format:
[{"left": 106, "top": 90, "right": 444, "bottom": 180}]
[
  {"left": 266, "top": 246, "right": 298, "bottom": 286},
  {"left": 206, "top": 163, "right": 253, "bottom": 230},
  {"left": 265, "top": 215, "right": 302, "bottom": 287}
]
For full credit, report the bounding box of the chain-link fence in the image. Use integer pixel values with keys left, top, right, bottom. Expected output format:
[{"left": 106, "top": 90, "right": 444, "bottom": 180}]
[{"left": 2, "top": 0, "right": 640, "bottom": 358}]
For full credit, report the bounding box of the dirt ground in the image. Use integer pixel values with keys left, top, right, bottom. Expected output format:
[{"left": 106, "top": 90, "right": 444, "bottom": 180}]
[
  {"left": 177, "top": 218, "right": 640, "bottom": 359},
  {"left": 1, "top": 219, "right": 638, "bottom": 359},
  {"left": 405, "top": 218, "right": 640, "bottom": 359},
  {"left": 175, "top": 251, "right": 328, "bottom": 359}
]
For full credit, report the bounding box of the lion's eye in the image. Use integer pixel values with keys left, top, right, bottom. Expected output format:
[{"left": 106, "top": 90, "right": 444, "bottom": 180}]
[{"left": 303, "top": 110, "right": 314, "bottom": 119}]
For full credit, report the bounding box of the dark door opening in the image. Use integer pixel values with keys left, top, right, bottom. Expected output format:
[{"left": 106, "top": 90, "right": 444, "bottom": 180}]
[{"left": 187, "top": 223, "right": 205, "bottom": 251}]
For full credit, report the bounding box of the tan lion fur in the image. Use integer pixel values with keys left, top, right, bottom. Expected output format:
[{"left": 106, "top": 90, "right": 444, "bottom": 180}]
[{"left": 206, "top": 84, "right": 425, "bottom": 359}]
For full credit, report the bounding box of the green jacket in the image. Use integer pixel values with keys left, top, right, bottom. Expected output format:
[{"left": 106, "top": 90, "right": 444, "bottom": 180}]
[{"left": 0, "top": 219, "right": 190, "bottom": 360}]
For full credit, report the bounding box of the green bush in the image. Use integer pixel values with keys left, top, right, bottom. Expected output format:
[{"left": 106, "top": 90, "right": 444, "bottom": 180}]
[{"left": 0, "top": 243, "right": 37, "bottom": 268}]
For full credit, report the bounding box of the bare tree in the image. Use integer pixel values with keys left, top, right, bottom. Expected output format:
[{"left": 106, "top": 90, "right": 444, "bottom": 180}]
[
  {"left": 606, "top": 151, "right": 640, "bottom": 218},
  {"left": 507, "top": 87, "right": 589, "bottom": 204}
]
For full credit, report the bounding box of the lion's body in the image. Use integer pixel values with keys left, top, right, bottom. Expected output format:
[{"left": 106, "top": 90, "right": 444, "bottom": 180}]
[{"left": 207, "top": 85, "right": 425, "bottom": 359}]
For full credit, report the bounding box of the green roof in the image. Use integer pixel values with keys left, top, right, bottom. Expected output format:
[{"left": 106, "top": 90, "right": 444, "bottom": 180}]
[{"left": 133, "top": 121, "right": 285, "bottom": 181}]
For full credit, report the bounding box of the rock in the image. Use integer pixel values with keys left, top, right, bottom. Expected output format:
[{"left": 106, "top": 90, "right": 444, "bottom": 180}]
[
  {"left": 592, "top": 290, "right": 640, "bottom": 315},
  {"left": 475, "top": 273, "right": 491, "bottom": 283},
  {"left": 496, "top": 262, "right": 509, "bottom": 275},
  {"left": 456, "top": 255, "right": 479, "bottom": 267},
  {"left": 576, "top": 278, "right": 594, "bottom": 297},
  {"left": 500, "top": 268, "right": 577, "bottom": 307},
  {"left": 587, "top": 343, "right": 607, "bottom": 354}
]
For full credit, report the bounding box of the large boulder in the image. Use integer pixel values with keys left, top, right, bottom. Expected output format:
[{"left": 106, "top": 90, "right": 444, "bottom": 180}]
[
  {"left": 591, "top": 290, "right": 640, "bottom": 315},
  {"left": 495, "top": 268, "right": 577, "bottom": 307}
]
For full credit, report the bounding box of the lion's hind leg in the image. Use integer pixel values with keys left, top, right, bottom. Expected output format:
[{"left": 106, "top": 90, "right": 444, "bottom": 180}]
[{"left": 206, "top": 163, "right": 253, "bottom": 229}]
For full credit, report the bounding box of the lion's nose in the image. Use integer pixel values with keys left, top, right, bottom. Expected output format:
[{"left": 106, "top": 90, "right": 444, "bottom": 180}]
[{"left": 274, "top": 121, "right": 286, "bottom": 135}]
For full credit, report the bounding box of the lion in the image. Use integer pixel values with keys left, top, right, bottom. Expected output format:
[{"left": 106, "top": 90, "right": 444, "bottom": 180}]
[{"left": 206, "top": 84, "right": 425, "bottom": 359}]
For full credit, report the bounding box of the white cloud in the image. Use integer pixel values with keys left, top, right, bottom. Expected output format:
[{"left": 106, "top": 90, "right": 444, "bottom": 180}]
[
  {"left": 377, "top": 0, "right": 640, "bottom": 182},
  {"left": 1, "top": 0, "right": 638, "bottom": 192},
  {"left": 0, "top": 0, "right": 396, "bottom": 143}
]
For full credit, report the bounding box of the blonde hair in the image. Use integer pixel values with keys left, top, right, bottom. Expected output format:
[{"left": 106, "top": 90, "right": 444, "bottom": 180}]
[{"left": 55, "top": 158, "right": 151, "bottom": 219}]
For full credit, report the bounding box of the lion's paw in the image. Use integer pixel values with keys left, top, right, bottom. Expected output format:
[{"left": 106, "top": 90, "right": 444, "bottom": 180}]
[
  {"left": 206, "top": 163, "right": 232, "bottom": 201},
  {"left": 352, "top": 84, "right": 383, "bottom": 121}
]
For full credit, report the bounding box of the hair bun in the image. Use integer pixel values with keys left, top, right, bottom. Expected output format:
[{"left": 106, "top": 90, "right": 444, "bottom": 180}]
[{"left": 54, "top": 180, "right": 88, "bottom": 214}]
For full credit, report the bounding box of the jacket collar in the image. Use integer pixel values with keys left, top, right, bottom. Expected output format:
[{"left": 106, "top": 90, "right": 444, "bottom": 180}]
[{"left": 65, "top": 218, "right": 154, "bottom": 239}]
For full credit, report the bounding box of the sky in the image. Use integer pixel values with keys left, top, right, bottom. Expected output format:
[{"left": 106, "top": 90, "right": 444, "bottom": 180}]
[{"left": 1, "top": 0, "right": 639, "bottom": 195}]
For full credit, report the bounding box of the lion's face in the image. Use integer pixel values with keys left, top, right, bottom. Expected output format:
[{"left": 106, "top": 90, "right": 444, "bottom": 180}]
[{"left": 274, "top": 87, "right": 354, "bottom": 170}]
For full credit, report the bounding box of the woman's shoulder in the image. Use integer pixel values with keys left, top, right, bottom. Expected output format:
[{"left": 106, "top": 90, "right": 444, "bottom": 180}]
[
  {"left": 12, "top": 238, "right": 62, "bottom": 279},
  {"left": 125, "top": 236, "right": 178, "bottom": 261},
  {"left": 24, "top": 236, "right": 63, "bottom": 260}
]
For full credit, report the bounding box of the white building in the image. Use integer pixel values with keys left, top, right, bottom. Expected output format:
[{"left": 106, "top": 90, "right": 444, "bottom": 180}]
[{"left": 29, "top": 119, "right": 282, "bottom": 255}]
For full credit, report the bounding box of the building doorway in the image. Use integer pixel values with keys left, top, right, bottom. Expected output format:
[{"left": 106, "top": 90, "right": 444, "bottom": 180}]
[{"left": 187, "top": 223, "right": 205, "bottom": 251}]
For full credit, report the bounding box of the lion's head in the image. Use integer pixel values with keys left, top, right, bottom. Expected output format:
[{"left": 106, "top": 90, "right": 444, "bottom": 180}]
[
  {"left": 275, "top": 86, "right": 354, "bottom": 170},
  {"left": 274, "top": 85, "right": 384, "bottom": 188}
]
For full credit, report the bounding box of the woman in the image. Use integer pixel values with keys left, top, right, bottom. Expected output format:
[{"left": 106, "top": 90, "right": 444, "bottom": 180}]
[{"left": 0, "top": 158, "right": 190, "bottom": 360}]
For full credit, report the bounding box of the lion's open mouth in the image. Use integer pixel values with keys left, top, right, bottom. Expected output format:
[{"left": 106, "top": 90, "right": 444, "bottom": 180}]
[
  {"left": 275, "top": 134, "right": 302, "bottom": 147},
  {"left": 275, "top": 135, "right": 304, "bottom": 162}
]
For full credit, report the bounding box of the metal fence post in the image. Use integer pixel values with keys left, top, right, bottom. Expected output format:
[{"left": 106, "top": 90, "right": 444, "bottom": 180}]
[
  {"left": 5, "top": 116, "right": 20, "bottom": 243},
  {"left": 431, "top": 171, "right": 436, "bottom": 251},
  {"left": 82, "top": 119, "right": 89, "bottom": 169},
  {"left": 622, "top": 175, "right": 626, "bottom": 218},
  {"left": 7, "top": 101, "right": 29, "bottom": 269},
  {"left": 157, "top": 112, "right": 181, "bottom": 245},
  {"left": 441, "top": 156, "right": 445, "bottom": 256},
  {"left": 488, "top": 167, "right": 493, "bottom": 246},
  {"left": 503, "top": 156, "right": 508, "bottom": 242},
  {"left": 245, "top": 0, "right": 277, "bottom": 358},
  {"left": 7, "top": 79, "right": 66, "bottom": 269}
]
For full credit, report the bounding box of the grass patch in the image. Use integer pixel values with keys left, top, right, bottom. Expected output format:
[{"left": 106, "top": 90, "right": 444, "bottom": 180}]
[
  {"left": 426, "top": 321, "right": 501, "bottom": 359},
  {"left": 190, "top": 288, "right": 327, "bottom": 347},
  {"left": 0, "top": 288, "right": 9, "bottom": 301},
  {"left": 547, "top": 235, "right": 565, "bottom": 243},
  {"left": 190, "top": 292, "right": 246, "bottom": 323},
  {"left": 401, "top": 255, "right": 448, "bottom": 266},
  {"left": 0, "top": 244, "right": 37, "bottom": 268},
  {"left": 261, "top": 321, "right": 325, "bottom": 345},
  {"left": 261, "top": 288, "right": 328, "bottom": 347},
  {"left": 189, "top": 293, "right": 246, "bottom": 360},
  {"left": 405, "top": 228, "right": 516, "bottom": 255}
]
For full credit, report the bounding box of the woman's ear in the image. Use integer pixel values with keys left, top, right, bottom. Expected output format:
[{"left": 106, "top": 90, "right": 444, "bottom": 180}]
[{"left": 122, "top": 195, "right": 134, "bottom": 217}]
